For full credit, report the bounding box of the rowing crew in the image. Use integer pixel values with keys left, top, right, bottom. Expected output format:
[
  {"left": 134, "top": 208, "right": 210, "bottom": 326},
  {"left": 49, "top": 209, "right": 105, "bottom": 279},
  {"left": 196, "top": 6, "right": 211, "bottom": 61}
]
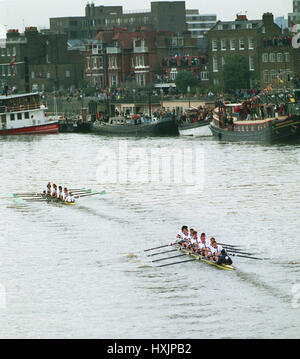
[
  {"left": 44, "top": 182, "right": 75, "bottom": 203},
  {"left": 175, "top": 226, "right": 232, "bottom": 265}
]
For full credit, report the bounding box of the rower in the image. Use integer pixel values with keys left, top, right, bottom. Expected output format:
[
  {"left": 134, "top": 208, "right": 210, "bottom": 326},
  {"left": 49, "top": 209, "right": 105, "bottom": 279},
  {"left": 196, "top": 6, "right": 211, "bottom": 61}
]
[
  {"left": 189, "top": 228, "right": 195, "bottom": 238},
  {"left": 62, "top": 187, "right": 68, "bottom": 202},
  {"left": 57, "top": 186, "right": 63, "bottom": 201},
  {"left": 197, "top": 232, "right": 210, "bottom": 257},
  {"left": 176, "top": 226, "right": 190, "bottom": 246},
  {"left": 51, "top": 184, "right": 57, "bottom": 198},
  {"left": 44, "top": 182, "right": 51, "bottom": 195},
  {"left": 189, "top": 231, "right": 198, "bottom": 252}
]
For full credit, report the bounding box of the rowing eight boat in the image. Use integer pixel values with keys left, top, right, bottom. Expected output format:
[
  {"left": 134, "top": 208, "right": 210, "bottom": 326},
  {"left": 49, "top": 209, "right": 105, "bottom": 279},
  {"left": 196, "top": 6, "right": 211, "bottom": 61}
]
[
  {"left": 173, "top": 244, "right": 235, "bottom": 271},
  {"left": 42, "top": 195, "right": 76, "bottom": 206}
]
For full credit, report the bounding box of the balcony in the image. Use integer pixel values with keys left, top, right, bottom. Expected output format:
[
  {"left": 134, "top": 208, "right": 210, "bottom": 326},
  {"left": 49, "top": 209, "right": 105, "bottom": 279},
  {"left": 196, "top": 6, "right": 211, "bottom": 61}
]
[
  {"left": 106, "top": 46, "right": 121, "bottom": 54},
  {"left": 133, "top": 46, "right": 149, "bottom": 53}
]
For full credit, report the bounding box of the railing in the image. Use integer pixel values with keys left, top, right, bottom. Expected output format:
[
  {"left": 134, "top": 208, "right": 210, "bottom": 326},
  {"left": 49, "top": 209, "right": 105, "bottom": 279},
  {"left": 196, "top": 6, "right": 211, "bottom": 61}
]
[
  {"left": 1, "top": 103, "right": 42, "bottom": 113},
  {"left": 134, "top": 46, "right": 149, "bottom": 53},
  {"left": 106, "top": 47, "right": 121, "bottom": 54}
]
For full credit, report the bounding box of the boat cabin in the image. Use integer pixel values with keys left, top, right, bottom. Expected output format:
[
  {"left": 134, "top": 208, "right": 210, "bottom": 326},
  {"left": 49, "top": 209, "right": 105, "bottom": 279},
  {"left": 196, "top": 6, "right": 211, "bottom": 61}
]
[{"left": 0, "top": 93, "right": 46, "bottom": 131}]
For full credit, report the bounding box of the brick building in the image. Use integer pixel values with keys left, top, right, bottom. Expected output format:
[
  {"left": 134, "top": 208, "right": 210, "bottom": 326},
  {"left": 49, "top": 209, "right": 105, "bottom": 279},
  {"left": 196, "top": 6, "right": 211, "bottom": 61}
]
[
  {"left": 50, "top": 1, "right": 187, "bottom": 40},
  {"left": 206, "top": 13, "right": 293, "bottom": 90},
  {"left": 0, "top": 27, "right": 84, "bottom": 93},
  {"left": 84, "top": 28, "right": 204, "bottom": 89}
]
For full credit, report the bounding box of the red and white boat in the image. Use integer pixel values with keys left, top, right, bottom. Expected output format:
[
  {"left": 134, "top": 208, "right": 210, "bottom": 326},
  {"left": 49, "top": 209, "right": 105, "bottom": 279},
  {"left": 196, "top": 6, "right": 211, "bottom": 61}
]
[{"left": 0, "top": 92, "right": 58, "bottom": 135}]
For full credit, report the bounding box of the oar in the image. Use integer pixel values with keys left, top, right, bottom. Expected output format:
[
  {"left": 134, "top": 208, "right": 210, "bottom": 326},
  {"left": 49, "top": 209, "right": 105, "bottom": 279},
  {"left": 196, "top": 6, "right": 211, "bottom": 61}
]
[
  {"left": 156, "top": 259, "right": 196, "bottom": 268},
  {"left": 219, "top": 243, "right": 242, "bottom": 248},
  {"left": 147, "top": 249, "right": 177, "bottom": 257},
  {"left": 224, "top": 249, "right": 254, "bottom": 256},
  {"left": 21, "top": 198, "right": 49, "bottom": 202},
  {"left": 152, "top": 254, "right": 186, "bottom": 263},
  {"left": 227, "top": 253, "right": 263, "bottom": 261},
  {"left": 74, "top": 190, "right": 106, "bottom": 198},
  {"left": 71, "top": 189, "right": 92, "bottom": 194},
  {"left": 69, "top": 188, "right": 93, "bottom": 194},
  {"left": 144, "top": 244, "right": 171, "bottom": 252}
]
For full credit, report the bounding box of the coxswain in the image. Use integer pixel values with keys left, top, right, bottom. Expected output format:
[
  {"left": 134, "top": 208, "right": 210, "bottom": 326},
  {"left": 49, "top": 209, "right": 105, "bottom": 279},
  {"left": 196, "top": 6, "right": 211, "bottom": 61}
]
[
  {"left": 66, "top": 192, "right": 75, "bottom": 203},
  {"left": 51, "top": 184, "right": 57, "bottom": 198},
  {"left": 207, "top": 238, "right": 232, "bottom": 265}
]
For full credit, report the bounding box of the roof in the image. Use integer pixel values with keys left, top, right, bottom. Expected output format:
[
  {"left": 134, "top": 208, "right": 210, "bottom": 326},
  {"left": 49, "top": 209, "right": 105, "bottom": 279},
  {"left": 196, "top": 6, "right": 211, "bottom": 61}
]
[
  {"left": 210, "top": 19, "right": 264, "bottom": 31},
  {"left": 0, "top": 92, "right": 41, "bottom": 100}
]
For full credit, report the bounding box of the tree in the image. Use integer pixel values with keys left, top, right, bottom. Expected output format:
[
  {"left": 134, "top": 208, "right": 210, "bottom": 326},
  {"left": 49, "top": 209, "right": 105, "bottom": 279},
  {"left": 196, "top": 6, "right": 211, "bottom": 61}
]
[
  {"left": 222, "top": 55, "right": 251, "bottom": 91},
  {"left": 175, "top": 71, "right": 198, "bottom": 94}
]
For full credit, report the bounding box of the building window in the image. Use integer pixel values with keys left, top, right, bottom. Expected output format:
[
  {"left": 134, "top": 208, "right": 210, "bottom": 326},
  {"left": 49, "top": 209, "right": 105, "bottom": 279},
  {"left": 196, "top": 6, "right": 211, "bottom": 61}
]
[
  {"left": 230, "top": 39, "right": 236, "bottom": 50},
  {"left": 248, "top": 38, "right": 254, "bottom": 50},
  {"left": 264, "top": 70, "right": 269, "bottom": 83},
  {"left": 136, "top": 73, "right": 145, "bottom": 86},
  {"left": 284, "top": 53, "right": 290, "bottom": 62},
  {"left": 239, "top": 39, "right": 245, "bottom": 50},
  {"left": 47, "top": 72, "right": 51, "bottom": 78},
  {"left": 17, "top": 113, "right": 22, "bottom": 120},
  {"left": 24, "top": 112, "right": 29, "bottom": 119},
  {"left": 109, "top": 56, "right": 116, "bottom": 68},
  {"left": 270, "top": 70, "right": 276, "bottom": 82},
  {"left": 93, "top": 57, "right": 97, "bottom": 69},
  {"left": 10, "top": 114, "right": 15, "bottom": 121},
  {"left": 213, "top": 57, "right": 218, "bottom": 72},
  {"left": 31, "top": 72, "right": 35, "bottom": 79},
  {"left": 98, "top": 56, "right": 103, "bottom": 67},
  {"left": 212, "top": 40, "right": 218, "bottom": 51},
  {"left": 277, "top": 53, "right": 283, "bottom": 62},
  {"left": 200, "top": 71, "right": 209, "bottom": 80},
  {"left": 269, "top": 53, "right": 275, "bottom": 62},
  {"left": 221, "top": 39, "right": 226, "bottom": 51},
  {"left": 262, "top": 53, "right": 268, "bottom": 62},
  {"left": 136, "top": 55, "right": 144, "bottom": 67},
  {"left": 221, "top": 56, "right": 225, "bottom": 67},
  {"left": 249, "top": 56, "right": 255, "bottom": 71},
  {"left": 65, "top": 70, "right": 70, "bottom": 78},
  {"left": 87, "top": 57, "right": 90, "bottom": 69},
  {"left": 110, "top": 74, "right": 117, "bottom": 86},
  {"left": 170, "top": 70, "right": 177, "bottom": 81}
]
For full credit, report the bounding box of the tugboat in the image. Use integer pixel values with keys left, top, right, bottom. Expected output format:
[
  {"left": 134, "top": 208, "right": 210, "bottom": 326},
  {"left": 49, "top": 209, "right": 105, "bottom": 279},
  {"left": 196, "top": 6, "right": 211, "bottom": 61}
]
[
  {"left": 210, "top": 92, "right": 300, "bottom": 142},
  {"left": 0, "top": 92, "right": 58, "bottom": 135}
]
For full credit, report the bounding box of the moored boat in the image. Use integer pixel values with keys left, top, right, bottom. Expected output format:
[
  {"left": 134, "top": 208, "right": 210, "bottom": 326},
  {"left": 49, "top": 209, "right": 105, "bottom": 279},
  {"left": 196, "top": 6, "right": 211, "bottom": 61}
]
[
  {"left": 0, "top": 92, "right": 59, "bottom": 135},
  {"left": 91, "top": 115, "right": 179, "bottom": 136},
  {"left": 173, "top": 243, "right": 235, "bottom": 270},
  {"left": 210, "top": 100, "right": 300, "bottom": 142},
  {"left": 178, "top": 119, "right": 211, "bottom": 137}
]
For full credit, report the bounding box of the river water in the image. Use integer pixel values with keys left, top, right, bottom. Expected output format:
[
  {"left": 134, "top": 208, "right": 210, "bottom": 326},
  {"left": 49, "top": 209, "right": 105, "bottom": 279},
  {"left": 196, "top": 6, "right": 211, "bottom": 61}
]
[{"left": 0, "top": 133, "right": 300, "bottom": 339}]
